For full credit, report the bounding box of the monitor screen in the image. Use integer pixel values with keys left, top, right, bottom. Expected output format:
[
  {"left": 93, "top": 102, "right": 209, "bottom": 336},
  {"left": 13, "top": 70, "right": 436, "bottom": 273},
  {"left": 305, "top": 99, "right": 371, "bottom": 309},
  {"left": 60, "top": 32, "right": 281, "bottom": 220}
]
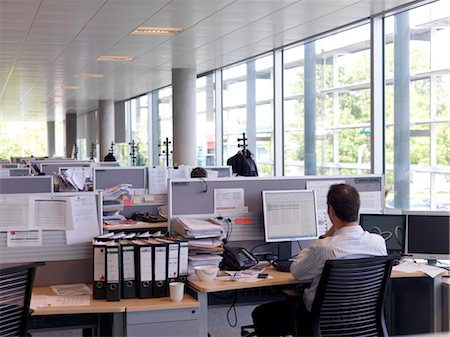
[
  {"left": 406, "top": 212, "right": 450, "bottom": 262},
  {"left": 359, "top": 214, "right": 406, "bottom": 254},
  {"left": 262, "top": 189, "right": 319, "bottom": 242}
]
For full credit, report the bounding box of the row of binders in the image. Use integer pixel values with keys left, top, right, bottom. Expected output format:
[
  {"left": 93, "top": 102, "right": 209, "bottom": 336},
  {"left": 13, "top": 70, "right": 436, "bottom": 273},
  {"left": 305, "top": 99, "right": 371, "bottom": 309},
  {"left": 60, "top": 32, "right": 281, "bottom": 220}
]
[{"left": 92, "top": 232, "right": 188, "bottom": 301}]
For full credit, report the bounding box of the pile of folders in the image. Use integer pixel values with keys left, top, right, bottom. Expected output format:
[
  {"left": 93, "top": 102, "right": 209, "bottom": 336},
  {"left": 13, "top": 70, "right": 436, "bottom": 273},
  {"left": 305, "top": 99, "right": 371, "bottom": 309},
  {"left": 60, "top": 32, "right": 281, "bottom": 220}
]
[{"left": 92, "top": 232, "right": 189, "bottom": 301}]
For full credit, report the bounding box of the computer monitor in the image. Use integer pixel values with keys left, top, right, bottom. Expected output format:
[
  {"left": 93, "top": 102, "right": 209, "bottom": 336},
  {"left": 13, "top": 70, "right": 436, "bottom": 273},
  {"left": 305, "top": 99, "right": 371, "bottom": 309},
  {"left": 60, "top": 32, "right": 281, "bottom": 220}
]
[
  {"left": 262, "top": 189, "right": 319, "bottom": 243},
  {"left": 406, "top": 211, "right": 450, "bottom": 265},
  {"left": 359, "top": 214, "right": 406, "bottom": 254}
]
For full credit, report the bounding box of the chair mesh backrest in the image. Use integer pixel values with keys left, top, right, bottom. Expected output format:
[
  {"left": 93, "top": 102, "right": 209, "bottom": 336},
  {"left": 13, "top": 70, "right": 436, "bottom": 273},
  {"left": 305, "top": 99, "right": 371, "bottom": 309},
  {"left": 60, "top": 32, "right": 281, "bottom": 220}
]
[
  {"left": 0, "top": 263, "right": 41, "bottom": 337},
  {"left": 311, "top": 256, "right": 395, "bottom": 337}
]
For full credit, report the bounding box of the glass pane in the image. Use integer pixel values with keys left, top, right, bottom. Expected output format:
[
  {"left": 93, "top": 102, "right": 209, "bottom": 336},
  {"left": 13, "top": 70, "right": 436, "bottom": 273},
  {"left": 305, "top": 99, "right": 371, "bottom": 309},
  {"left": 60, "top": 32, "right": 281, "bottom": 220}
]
[
  {"left": 222, "top": 54, "right": 274, "bottom": 176},
  {"left": 130, "top": 95, "right": 149, "bottom": 166},
  {"left": 196, "top": 74, "right": 216, "bottom": 166},
  {"left": 283, "top": 23, "right": 371, "bottom": 176},
  {"left": 385, "top": 0, "right": 450, "bottom": 210}
]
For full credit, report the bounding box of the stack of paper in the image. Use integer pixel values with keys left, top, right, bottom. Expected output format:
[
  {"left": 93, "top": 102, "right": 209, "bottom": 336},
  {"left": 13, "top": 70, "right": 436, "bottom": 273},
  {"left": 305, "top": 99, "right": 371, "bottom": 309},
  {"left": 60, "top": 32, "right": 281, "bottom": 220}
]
[
  {"left": 102, "top": 184, "right": 132, "bottom": 222},
  {"left": 187, "top": 238, "right": 224, "bottom": 254},
  {"left": 172, "top": 216, "right": 224, "bottom": 239},
  {"left": 172, "top": 217, "right": 225, "bottom": 274}
]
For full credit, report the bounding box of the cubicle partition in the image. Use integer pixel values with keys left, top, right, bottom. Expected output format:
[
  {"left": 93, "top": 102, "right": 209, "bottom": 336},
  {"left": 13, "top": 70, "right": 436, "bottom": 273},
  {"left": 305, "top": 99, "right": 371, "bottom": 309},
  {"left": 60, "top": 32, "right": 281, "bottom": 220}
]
[
  {"left": 0, "top": 176, "right": 53, "bottom": 193},
  {"left": 168, "top": 175, "right": 384, "bottom": 241},
  {"left": 93, "top": 167, "right": 147, "bottom": 191},
  {"left": 0, "top": 191, "right": 102, "bottom": 265}
]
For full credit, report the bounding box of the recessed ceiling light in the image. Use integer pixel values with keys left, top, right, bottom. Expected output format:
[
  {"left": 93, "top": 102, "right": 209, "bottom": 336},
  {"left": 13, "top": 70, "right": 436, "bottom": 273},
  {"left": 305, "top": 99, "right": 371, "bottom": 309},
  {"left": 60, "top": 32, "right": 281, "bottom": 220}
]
[
  {"left": 97, "top": 55, "right": 133, "bottom": 61},
  {"left": 75, "top": 73, "right": 104, "bottom": 78},
  {"left": 60, "top": 85, "right": 81, "bottom": 90},
  {"left": 131, "top": 26, "right": 184, "bottom": 35}
]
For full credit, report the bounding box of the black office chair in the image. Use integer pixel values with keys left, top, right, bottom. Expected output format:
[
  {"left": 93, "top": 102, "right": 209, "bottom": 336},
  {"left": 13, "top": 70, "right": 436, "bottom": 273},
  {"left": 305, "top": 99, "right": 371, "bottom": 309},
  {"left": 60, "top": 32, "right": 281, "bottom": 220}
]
[
  {"left": 0, "top": 262, "right": 44, "bottom": 337},
  {"left": 300, "top": 255, "right": 395, "bottom": 337}
]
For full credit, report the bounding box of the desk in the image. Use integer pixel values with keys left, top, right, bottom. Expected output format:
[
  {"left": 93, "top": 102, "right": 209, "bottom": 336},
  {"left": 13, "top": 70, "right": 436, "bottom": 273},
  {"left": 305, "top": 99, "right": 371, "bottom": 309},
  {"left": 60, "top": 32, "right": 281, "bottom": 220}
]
[
  {"left": 188, "top": 267, "right": 444, "bottom": 337},
  {"left": 188, "top": 268, "right": 298, "bottom": 337},
  {"left": 443, "top": 277, "right": 450, "bottom": 331},
  {"left": 30, "top": 287, "right": 199, "bottom": 337}
]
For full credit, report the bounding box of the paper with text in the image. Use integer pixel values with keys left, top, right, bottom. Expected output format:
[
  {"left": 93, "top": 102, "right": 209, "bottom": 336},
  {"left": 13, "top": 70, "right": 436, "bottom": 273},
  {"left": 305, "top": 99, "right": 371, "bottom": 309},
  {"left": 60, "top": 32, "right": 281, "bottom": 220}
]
[
  {"left": 7, "top": 230, "right": 42, "bottom": 247},
  {"left": 65, "top": 195, "right": 100, "bottom": 245},
  {"left": 148, "top": 167, "right": 168, "bottom": 194},
  {"left": 306, "top": 180, "right": 345, "bottom": 235},
  {"left": 34, "top": 198, "right": 70, "bottom": 230},
  {"left": 214, "top": 188, "right": 245, "bottom": 214},
  {"left": 0, "top": 195, "right": 33, "bottom": 230}
]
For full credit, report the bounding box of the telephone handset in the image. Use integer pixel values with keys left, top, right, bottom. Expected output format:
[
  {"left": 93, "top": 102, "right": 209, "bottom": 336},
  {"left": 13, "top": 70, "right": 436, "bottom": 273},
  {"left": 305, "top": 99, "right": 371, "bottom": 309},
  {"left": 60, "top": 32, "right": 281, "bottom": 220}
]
[{"left": 221, "top": 245, "right": 258, "bottom": 271}]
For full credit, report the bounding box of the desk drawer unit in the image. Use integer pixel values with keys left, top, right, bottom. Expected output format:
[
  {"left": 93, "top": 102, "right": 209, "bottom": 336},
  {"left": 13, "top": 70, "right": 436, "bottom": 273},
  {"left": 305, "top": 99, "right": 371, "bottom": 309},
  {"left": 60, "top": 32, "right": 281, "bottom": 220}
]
[{"left": 126, "top": 307, "right": 200, "bottom": 337}]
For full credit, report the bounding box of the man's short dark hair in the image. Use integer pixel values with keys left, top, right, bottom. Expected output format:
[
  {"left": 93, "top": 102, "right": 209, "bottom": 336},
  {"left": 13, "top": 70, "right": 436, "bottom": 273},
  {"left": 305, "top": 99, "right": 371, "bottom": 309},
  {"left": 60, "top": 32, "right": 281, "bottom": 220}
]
[
  {"left": 327, "top": 184, "right": 360, "bottom": 222},
  {"left": 191, "top": 167, "right": 208, "bottom": 178}
]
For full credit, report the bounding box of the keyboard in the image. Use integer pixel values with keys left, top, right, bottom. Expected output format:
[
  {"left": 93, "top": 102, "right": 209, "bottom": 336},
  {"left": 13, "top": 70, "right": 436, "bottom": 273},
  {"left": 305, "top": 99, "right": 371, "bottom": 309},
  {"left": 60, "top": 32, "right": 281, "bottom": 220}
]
[{"left": 272, "top": 260, "right": 293, "bottom": 272}]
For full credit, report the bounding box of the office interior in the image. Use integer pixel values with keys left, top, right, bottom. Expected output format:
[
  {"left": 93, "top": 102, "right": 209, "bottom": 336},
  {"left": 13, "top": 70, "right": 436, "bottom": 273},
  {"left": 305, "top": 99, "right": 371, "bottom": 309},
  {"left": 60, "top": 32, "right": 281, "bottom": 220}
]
[{"left": 0, "top": 0, "right": 449, "bottom": 336}]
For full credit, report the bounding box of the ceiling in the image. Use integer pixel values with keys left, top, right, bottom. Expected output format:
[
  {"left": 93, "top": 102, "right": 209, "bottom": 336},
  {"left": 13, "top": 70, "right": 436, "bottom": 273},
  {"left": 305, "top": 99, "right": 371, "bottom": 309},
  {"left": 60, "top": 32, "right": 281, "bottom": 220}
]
[{"left": 0, "top": 0, "right": 418, "bottom": 122}]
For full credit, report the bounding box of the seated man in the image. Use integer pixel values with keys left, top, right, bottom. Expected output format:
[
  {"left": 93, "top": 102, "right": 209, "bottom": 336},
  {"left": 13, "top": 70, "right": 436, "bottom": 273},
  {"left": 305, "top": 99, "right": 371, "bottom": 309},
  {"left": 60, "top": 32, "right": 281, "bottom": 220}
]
[{"left": 252, "top": 183, "right": 387, "bottom": 336}]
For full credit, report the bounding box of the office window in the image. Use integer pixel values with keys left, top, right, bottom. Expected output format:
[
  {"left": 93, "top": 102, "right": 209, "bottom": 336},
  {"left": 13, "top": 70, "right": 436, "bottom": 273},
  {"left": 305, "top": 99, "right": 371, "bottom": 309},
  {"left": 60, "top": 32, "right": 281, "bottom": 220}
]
[
  {"left": 196, "top": 73, "right": 216, "bottom": 166},
  {"left": 130, "top": 95, "right": 149, "bottom": 166},
  {"left": 385, "top": 0, "right": 450, "bottom": 210},
  {"left": 0, "top": 121, "right": 47, "bottom": 159},
  {"left": 222, "top": 54, "right": 274, "bottom": 176},
  {"left": 283, "top": 24, "right": 371, "bottom": 176},
  {"left": 156, "top": 86, "right": 173, "bottom": 167}
]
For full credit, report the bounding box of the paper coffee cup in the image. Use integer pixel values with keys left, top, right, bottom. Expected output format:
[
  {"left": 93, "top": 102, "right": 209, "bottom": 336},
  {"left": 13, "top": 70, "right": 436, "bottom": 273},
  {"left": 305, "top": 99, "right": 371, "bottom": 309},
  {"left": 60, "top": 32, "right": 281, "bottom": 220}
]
[{"left": 169, "top": 282, "right": 184, "bottom": 302}]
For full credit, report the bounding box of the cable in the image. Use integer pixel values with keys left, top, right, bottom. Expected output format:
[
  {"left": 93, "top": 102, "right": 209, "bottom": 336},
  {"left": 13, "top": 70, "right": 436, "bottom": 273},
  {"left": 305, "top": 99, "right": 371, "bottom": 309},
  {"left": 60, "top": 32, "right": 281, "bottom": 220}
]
[
  {"left": 225, "top": 218, "right": 232, "bottom": 242},
  {"left": 199, "top": 178, "right": 208, "bottom": 193},
  {"left": 250, "top": 242, "right": 271, "bottom": 253},
  {"left": 226, "top": 295, "right": 238, "bottom": 327}
]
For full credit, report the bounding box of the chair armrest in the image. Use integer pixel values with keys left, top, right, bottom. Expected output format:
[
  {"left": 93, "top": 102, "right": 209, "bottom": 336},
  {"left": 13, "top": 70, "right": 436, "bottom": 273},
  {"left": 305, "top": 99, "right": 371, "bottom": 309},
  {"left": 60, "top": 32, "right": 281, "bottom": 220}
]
[{"left": 283, "top": 283, "right": 311, "bottom": 298}]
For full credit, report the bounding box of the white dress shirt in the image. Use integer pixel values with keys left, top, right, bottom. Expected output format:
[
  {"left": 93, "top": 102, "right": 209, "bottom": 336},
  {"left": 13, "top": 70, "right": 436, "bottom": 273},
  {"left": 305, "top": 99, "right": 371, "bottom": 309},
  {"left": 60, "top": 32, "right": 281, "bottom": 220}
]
[{"left": 290, "top": 225, "right": 387, "bottom": 311}]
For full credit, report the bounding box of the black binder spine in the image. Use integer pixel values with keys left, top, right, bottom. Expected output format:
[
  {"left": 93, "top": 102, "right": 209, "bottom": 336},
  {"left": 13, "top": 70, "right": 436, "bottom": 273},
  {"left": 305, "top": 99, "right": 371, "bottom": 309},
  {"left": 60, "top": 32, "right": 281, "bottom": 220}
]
[
  {"left": 148, "top": 239, "right": 168, "bottom": 297},
  {"left": 106, "top": 243, "right": 121, "bottom": 301},
  {"left": 177, "top": 239, "right": 189, "bottom": 282},
  {"left": 92, "top": 244, "right": 106, "bottom": 299},
  {"left": 134, "top": 240, "right": 153, "bottom": 298},
  {"left": 120, "top": 241, "right": 136, "bottom": 299}
]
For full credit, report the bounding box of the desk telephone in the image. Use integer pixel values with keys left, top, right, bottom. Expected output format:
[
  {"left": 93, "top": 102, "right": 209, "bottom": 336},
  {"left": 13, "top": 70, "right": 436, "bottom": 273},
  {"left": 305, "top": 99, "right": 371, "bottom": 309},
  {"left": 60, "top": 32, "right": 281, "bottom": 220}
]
[{"left": 221, "top": 246, "right": 258, "bottom": 270}]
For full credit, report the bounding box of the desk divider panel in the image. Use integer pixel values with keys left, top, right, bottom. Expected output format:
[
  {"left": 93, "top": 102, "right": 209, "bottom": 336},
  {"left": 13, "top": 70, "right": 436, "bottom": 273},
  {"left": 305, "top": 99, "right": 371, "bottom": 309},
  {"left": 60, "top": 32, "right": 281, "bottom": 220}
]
[
  {"left": 0, "top": 192, "right": 102, "bottom": 264},
  {"left": 169, "top": 175, "right": 383, "bottom": 241},
  {"left": 0, "top": 176, "right": 53, "bottom": 194}
]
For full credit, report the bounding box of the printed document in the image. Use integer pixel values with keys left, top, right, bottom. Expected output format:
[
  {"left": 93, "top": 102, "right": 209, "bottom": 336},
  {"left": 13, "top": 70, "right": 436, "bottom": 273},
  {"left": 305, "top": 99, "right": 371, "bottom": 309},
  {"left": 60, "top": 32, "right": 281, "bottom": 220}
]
[
  {"left": 306, "top": 180, "right": 345, "bottom": 235},
  {"left": 214, "top": 188, "right": 246, "bottom": 214}
]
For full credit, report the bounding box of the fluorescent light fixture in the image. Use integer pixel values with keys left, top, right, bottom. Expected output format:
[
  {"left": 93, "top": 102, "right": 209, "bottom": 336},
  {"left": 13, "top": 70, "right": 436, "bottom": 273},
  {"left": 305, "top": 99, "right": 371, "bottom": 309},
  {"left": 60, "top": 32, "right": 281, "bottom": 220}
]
[
  {"left": 131, "top": 26, "right": 183, "bottom": 35},
  {"left": 60, "top": 85, "right": 81, "bottom": 90},
  {"left": 97, "top": 55, "right": 133, "bottom": 61},
  {"left": 75, "top": 73, "right": 104, "bottom": 78}
]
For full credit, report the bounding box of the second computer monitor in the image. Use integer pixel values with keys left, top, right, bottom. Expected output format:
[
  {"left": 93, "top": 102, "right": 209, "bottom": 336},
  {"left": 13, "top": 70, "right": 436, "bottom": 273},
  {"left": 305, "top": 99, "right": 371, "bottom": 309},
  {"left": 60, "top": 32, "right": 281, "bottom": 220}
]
[
  {"left": 359, "top": 214, "right": 406, "bottom": 254},
  {"left": 262, "top": 189, "right": 319, "bottom": 243}
]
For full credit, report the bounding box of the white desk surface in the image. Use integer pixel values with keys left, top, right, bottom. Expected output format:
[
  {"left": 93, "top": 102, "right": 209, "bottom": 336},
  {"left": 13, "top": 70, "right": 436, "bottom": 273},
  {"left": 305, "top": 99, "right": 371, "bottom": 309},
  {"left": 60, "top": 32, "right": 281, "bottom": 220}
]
[
  {"left": 32, "top": 286, "right": 198, "bottom": 316},
  {"left": 188, "top": 266, "right": 444, "bottom": 294}
]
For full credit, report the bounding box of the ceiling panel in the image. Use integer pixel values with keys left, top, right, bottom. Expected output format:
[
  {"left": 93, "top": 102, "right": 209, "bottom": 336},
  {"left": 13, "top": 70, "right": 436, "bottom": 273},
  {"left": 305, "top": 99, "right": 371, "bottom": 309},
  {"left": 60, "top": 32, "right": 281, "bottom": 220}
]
[{"left": 0, "top": 0, "right": 421, "bottom": 122}]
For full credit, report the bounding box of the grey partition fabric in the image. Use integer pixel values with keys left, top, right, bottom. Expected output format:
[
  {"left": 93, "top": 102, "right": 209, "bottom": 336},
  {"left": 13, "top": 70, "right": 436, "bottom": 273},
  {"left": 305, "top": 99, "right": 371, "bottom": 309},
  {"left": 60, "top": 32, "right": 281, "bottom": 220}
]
[
  {"left": 93, "top": 167, "right": 147, "bottom": 190},
  {"left": 0, "top": 176, "right": 53, "bottom": 194},
  {"left": 169, "top": 175, "right": 383, "bottom": 217},
  {"left": 0, "top": 192, "right": 101, "bottom": 264}
]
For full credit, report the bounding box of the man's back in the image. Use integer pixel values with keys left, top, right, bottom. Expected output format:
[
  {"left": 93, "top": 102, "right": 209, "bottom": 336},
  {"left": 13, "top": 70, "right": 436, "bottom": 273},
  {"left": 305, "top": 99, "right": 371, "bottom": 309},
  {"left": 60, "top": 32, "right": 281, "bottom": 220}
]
[{"left": 291, "top": 225, "right": 387, "bottom": 310}]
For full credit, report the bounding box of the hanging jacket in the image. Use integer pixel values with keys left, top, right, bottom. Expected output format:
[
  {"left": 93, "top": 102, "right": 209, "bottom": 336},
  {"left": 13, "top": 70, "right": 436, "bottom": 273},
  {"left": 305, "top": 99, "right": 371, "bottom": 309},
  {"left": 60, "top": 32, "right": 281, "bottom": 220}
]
[{"left": 226, "top": 149, "right": 258, "bottom": 176}]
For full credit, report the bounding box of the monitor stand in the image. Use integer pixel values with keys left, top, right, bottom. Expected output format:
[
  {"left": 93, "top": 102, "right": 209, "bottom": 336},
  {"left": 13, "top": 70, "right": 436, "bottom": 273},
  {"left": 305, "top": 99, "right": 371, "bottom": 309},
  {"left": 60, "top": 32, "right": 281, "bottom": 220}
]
[
  {"left": 277, "top": 242, "right": 291, "bottom": 261},
  {"left": 427, "top": 259, "right": 438, "bottom": 266}
]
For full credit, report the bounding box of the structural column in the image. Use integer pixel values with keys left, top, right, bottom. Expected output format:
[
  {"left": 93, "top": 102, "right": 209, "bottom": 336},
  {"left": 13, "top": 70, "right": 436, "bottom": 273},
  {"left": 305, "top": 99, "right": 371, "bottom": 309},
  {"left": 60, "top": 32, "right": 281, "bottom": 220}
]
[
  {"left": 98, "top": 100, "right": 115, "bottom": 161},
  {"left": 47, "top": 121, "right": 55, "bottom": 158},
  {"left": 304, "top": 41, "right": 317, "bottom": 175},
  {"left": 393, "top": 12, "right": 410, "bottom": 209},
  {"left": 65, "top": 113, "right": 77, "bottom": 158},
  {"left": 172, "top": 68, "right": 197, "bottom": 166}
]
